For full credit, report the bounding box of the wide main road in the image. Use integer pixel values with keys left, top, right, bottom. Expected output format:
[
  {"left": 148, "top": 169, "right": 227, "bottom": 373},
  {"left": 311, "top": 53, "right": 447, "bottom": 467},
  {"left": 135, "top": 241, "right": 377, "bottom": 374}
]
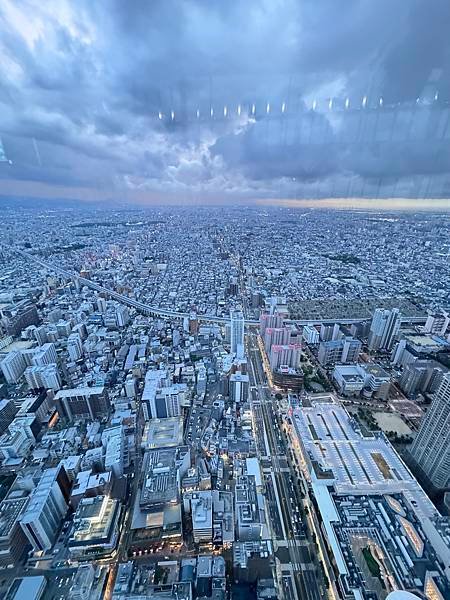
[
  {"left": 247, "top": 332, "right": 324, "bottom": 600},
  {"left": 14, "top": 249, "right": 426, "bottom": 327}
]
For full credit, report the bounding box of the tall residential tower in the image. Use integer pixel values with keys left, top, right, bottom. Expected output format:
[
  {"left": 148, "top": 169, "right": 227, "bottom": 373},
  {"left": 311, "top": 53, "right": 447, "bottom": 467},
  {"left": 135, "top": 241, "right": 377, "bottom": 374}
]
[
  {"left": 230, "top": 309, "right": 245, "bottom": 359},
  {"left": 368, "top": 308, "right": 402, "bottom": 352},
  {"left": 410, "top": 373, "right": 450, "bottom": 489}
]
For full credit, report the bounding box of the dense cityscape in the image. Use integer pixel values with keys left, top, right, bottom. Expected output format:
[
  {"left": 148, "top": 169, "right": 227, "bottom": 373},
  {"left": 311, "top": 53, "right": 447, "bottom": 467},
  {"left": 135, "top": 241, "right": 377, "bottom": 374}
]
[
  {"left": 0, "top": 205, "right": 448, "bottom": 600},
  {"left": 1, "top": 0, "right": 450, "bottom": 598}
]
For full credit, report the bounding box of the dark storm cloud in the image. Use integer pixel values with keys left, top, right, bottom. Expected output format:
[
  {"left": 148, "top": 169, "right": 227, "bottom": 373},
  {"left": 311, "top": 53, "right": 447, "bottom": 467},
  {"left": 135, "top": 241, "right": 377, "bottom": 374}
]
[{"left": 0, "top": 0, "right": 449, "bottom": 203}]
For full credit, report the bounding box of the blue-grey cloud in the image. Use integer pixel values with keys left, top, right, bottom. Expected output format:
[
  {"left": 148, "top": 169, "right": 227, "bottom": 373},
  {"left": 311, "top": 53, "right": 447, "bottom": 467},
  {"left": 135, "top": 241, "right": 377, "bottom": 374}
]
[{"left": 0, "top": 0, "right": 449, "bottom": 203}]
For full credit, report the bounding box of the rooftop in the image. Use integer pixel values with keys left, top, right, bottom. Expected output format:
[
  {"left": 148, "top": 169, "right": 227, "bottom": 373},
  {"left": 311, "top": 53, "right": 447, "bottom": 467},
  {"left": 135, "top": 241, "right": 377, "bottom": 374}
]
[
  {"left": 69, "top": 495, "right": 120, "bottom": 547},
  {"left": 141, "top": 416, "right": 184, "bottom": 449}
]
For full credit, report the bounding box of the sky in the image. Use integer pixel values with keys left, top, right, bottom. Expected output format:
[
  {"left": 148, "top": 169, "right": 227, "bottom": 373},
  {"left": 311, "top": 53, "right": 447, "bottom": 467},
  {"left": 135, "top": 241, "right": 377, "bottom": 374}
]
[{"left": 1, "top": 0, "right": 450, "bottom": 207}]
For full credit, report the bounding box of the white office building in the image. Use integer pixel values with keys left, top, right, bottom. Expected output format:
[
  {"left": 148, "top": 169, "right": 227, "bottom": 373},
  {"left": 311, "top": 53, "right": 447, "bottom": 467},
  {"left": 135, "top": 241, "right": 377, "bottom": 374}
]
[{"left": 20, "top": 465, "right": 70, "bottom": 551}]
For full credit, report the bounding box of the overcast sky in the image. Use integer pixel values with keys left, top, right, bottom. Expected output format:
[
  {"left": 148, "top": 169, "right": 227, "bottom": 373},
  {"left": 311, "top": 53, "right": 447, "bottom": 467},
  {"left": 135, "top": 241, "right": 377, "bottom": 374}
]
[{"left": 1, "top": 0, "right": 450, "bottom": 206}]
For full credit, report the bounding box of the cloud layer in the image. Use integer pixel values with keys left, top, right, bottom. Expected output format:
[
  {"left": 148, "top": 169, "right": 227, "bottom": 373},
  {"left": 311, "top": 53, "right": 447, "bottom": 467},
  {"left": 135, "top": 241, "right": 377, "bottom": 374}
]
[{"left": 1, "top": 0, "right": 450, "bottom": 204}]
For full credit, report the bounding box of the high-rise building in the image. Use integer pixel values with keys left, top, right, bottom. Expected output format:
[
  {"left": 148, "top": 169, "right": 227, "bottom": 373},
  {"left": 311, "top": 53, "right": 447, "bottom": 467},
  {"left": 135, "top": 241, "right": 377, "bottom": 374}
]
[
  {"left": 67, "top": 333, "right": 83, "bottom": 361},
  {"left": 320, "top": 323, "right": 341, "bottom": 342},
  {"left": 410, "top": 373, "right": 450, "bottom": 489},
  {"left": 1, "top": 301, "right": 39, "bottom": 337},
  {"left": 303, "top": 325, "right": 320, "bottom": 345},
  {"left": 0, "top": 400, "right": 18, "bottom": 435},
  {"left": 229, "top": 372, "right": 249, "bottom": 403},
  {"left": 424, "top": 309, "right": 449, "bottom": 337},
  {"left": 68, "top": 495, "right": 121, "bottom": 559},
  {"left": 368, "top": 308, "right": 402, "bottom": 352},
  {"left": 264, "top": 327, "right": 291, "bottom": 351},
  {"left": 317, "top": 337, "right": 361, "bottom": 366},
  {"left": 141, "top": 370, "right": 168, "bottom": 420},
  {"left": 115, "top": 306, "right": 129, "bottom": 328},
  {"left": 25, "top": 364, "right": 62, "bottom": 391},
  {"left": 97, "top": 297, "right": 107, "bottom": 313},
  {"left": 54, "top": 386, "right": 110, "bottom": 422},
  {"left": 0, "top": 488, "right": 31, "bottom": 567},
  {"left": 230, "top": 309, "right": 245, "bottom": 359},
  {"left": 269, "top": 344, "right": 301, "bottom": 371},
  {"left": 20, "top": 465, "right": 71, "bottom": 551},
  {"left": 32, "top": 342, "right": 58, "bottom": 367},
  {"left": 191, "top": 491, "right": 213, "bottom": 544},
  {"left": 188, "top": 311, "right": 199, "bottom": 336},
  {"left": 103, "top": 426, "right": 125, "bottom": 478},
  {"left": 150, "top": 384, "right": 186, "bottom": 419},
  {"left": 33, "top": 325, "right": 48, "bottom": 346},
  {"left": 0, "top": 351, "right": 26, "bottom": 384},
  {"left": 259, "top": 312, "right": 284, "bottom": 336}
]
